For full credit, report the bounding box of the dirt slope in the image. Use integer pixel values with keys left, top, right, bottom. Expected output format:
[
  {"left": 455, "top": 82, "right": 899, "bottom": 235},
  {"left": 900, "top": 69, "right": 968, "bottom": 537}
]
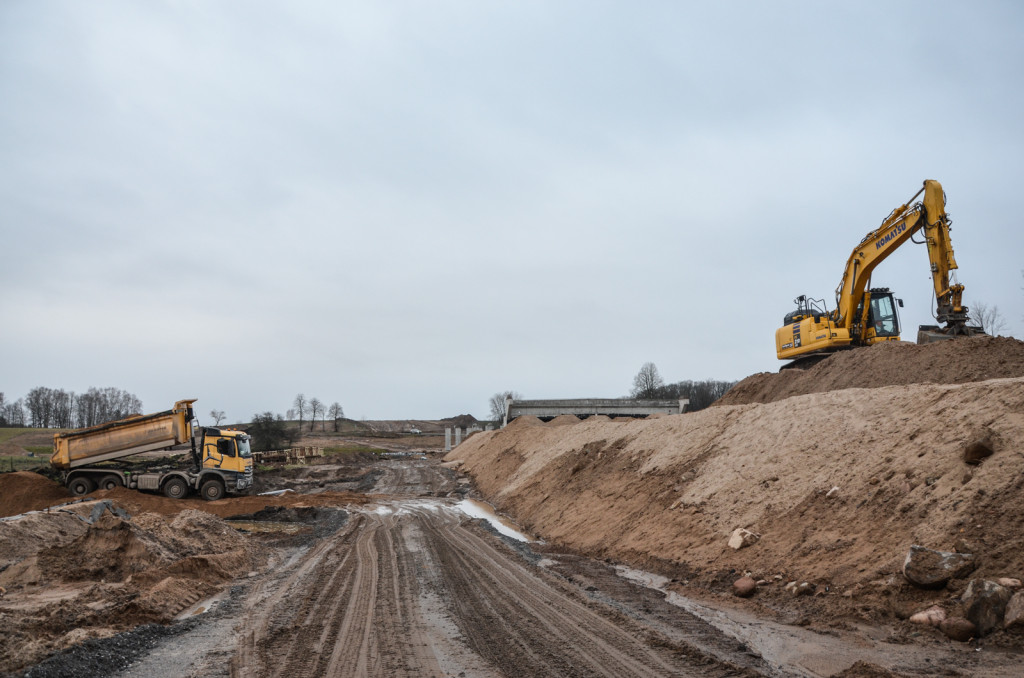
[
  {"left": 447, "top": 368, "right": 1024, "bottom": 637},
  {"left": 719, "top": 335, "right": 1024, "bottom": 406}
]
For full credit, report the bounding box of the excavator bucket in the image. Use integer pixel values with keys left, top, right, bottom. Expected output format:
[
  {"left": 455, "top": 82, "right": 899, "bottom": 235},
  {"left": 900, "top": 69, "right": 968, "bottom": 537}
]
[{"left": 917, "top": 324, "right": 987, "bottom": 345}]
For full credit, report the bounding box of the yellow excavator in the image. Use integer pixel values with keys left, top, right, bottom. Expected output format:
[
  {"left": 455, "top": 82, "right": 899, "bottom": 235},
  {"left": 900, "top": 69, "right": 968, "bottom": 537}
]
[{"left": 775, "top": 179, "right": 985, "bottom": 367}]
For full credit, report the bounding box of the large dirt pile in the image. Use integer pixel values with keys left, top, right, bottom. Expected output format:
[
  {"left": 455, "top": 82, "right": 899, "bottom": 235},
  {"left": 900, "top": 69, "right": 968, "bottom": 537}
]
[
  {"left": 0, "top": 471, "right": 70, "bottom": 517},
  {"left": 447, "top": 374, "right": 1024, "bottom": 635},
  {"left": 719, "top": 335, "right": 1024, "bottom": 406},
  {"left": 0, "top": 505, "right": 262, "bottom": 672}
]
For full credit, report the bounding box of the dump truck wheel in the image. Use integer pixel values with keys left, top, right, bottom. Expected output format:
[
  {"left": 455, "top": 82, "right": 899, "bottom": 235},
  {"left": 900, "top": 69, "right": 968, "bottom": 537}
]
[
  {"left": 68, "top": 477, "right": 95, "bottom": 496},
  {"left": 200, "top": 479, "right": 225, "bottom": 502},
  {"left": 98, "top": 474, "right": 122, "bottom": 491},
  {"left": 163, "top": 477, "right": 189, "bottom": 500}
]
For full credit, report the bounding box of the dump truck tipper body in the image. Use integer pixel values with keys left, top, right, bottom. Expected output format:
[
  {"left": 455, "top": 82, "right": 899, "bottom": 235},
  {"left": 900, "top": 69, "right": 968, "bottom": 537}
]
[{"left": 52, "top": 399, "right": 253, "bottom": 501}]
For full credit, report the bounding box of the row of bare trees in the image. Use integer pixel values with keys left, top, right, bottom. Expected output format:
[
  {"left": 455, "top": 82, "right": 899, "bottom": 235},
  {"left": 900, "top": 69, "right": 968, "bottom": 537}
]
[
  {"left": 290, "top": 393, "right": 345, "bottom": 432},
  {"left": 630, "top": 362, "right": 737, "bottom": 411},
  {"left": 0, "top": 387, "right": 143, "bottom": 429}
]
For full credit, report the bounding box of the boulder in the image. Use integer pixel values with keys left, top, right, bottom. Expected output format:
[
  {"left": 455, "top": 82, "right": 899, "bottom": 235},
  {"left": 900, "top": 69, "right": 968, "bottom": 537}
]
[
  {"left": 962, "top": 579, "right": 1013, "bottom": 635},
  {"left": 909, "top": 605, "right": 947, "bottom": 627},
  {"left": 996, "top": 577, "right": 1022, "bottom": 589},
  {"left": 732, "top": 576, "right": 757, "bottom": 598},
  {"left": 1004, "top": 591, "right": 1024, "bottom": 629},
  {"left": 728, "top": 528, "right": 761, "bottom": 550},
  {"left": 902, "top": 545, "right": 977, "bottom": 589},
  {"left": 963, "top": 439, "right": 994, "bottom": 465},
  {"left": 939, "top": 617, "right": 976, "bottom": 642}
]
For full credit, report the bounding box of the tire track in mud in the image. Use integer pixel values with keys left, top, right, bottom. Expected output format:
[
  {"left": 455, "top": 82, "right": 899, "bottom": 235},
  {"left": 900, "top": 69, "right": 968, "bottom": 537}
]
[{"left": 230, "top": 500, "right": 759, "bottom": 678}]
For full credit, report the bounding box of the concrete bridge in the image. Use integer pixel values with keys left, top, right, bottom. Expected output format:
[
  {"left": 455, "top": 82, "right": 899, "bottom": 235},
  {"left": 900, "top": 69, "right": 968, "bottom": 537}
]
[{"left": 504, "top": 398, "right": 688, "bottom": 426}]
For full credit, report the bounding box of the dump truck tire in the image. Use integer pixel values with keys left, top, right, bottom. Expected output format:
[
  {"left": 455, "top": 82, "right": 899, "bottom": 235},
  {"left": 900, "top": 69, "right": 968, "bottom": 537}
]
[
  {"left": 98, "top": 474, "right": 122, "bottom": 491},
  {"left": 163, "top": 477, "right": 189, "bottom": 499},
  {"left": 68, "top": 477, "right": 95, "bottom": 496},
  {"left": 200, "top": 479, "right": 225, "bottom": 502}
]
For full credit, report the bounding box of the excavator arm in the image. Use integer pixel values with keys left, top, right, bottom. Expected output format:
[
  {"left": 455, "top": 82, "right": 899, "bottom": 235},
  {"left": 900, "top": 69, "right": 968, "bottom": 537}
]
[
  {"left": 776, "top": 179, "right": 982, "bottom": 363},
  {"left": 833, "top": 180, "right": 953, "bottom": 330}
]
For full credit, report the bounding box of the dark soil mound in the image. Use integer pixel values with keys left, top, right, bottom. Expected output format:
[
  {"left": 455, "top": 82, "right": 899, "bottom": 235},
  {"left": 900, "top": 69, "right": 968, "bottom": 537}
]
[
  {"left": 0, "top": 472, "right": 70, "bottom": 518},
  {"left": 718, "top": 335, "right": 1024, "bottom": 406}
]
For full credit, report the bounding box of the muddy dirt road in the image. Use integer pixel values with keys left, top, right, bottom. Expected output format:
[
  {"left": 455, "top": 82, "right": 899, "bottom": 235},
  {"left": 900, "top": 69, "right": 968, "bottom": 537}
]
[
  {"left": 228, "top": 499, "right": 758, "bottom": 678},
  {"left": 16, "top": 454, "right": 1015, "bottom": 678}
]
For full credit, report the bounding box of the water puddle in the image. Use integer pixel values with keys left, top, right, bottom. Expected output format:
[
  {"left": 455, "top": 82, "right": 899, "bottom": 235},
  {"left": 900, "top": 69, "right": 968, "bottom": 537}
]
[
  {"left": 456, "top": 499, "right": 534, "bottom": 542},
  {"left": 225, "top": 520, "right": 311, "bottom": 534}
]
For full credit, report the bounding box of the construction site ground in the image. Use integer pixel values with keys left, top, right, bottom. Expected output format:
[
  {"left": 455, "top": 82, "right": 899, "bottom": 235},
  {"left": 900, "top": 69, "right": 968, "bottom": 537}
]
[{"left": 1, "top": 337, "right": 1023, "bottom": 676}]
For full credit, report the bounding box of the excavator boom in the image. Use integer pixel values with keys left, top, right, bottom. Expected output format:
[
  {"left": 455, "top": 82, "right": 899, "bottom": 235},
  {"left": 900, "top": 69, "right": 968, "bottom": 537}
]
[{"left": 776, "top": 180, "right": 984, "bottom": 364}]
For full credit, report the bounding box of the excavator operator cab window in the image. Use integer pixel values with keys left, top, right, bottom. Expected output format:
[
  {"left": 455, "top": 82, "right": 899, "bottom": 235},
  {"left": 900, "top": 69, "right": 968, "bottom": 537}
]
[{"left": 869, "top": 294, "right": 900, "bottom": 337}]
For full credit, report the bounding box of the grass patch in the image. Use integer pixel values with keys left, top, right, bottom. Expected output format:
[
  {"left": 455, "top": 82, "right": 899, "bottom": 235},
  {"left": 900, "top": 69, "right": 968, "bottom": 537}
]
[
  {"left": 0, "top": 428, "right": 40, "bottom": 445},
  {"left": 0, "top": 456, "right": 48, "bottom": 472},
  {"left": 324, "top": 444, "right": 388, "bottom": 456},
  {"left": 24, "top": 445, "right": 53, "bottom": 456}
]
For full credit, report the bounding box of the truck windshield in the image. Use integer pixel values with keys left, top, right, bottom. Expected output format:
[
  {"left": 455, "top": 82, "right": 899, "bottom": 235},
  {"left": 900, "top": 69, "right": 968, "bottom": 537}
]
[
  {"left": 869, "top": 295, "right": 899, "bottom": 337},
  {"left": 237, "top": 437, "right": 252, "bottom": 458}
]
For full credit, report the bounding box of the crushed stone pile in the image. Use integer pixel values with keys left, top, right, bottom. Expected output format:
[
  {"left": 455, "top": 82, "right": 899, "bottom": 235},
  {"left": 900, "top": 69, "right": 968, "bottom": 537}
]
[
  {"left": 447, "top": 372, "right": 1024, "bottom": 638},
  {"left": 719, "top": 335, "right": 1024, "bottom": 406}
]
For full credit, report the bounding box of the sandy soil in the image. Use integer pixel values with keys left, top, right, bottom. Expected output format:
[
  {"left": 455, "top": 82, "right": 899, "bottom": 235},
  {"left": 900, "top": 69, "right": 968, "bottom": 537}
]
[{"left": 446, "top": 338, "right": 1024, "bottom": 670}]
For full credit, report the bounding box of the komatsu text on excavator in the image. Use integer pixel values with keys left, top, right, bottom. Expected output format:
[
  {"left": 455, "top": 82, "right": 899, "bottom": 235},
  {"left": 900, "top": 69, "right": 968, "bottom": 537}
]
[{"left": 775, "top": 179, "right": 985, "bottom": 366}]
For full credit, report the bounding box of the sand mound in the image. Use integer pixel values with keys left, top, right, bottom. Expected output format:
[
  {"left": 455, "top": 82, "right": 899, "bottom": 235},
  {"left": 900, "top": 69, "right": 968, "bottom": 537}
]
[
  {"left": 447, "top": 376, "right": 1024, "bottom": 621},
  {"left": 719, "top": 335, "right": 1024, "bottom": 406},
  {"left": 0, "top": 472, "right": 70, "bottom": 518},
  {"left": 505, "top": 415, "right": 543, "bottom": 429},
  {"left": 547, "top": 414, "right": 582, "bottom": 426}
]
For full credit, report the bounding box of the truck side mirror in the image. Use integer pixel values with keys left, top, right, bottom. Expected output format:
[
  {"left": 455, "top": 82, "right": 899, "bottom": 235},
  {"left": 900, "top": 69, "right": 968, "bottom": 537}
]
[{"left": 897, "top": 299, "right": 904, "bottom": 307}]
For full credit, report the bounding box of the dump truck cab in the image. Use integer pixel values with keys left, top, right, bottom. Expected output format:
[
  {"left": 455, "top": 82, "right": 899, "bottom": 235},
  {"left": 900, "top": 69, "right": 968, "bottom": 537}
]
[{"left": 193, "top": 427, "right": 254, "bottom": 499}]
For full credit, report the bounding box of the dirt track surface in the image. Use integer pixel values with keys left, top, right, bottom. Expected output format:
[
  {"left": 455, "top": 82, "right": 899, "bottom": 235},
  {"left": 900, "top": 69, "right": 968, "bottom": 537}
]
[{"left": 229, "top": 499, "right": 760, "bottom": 678}]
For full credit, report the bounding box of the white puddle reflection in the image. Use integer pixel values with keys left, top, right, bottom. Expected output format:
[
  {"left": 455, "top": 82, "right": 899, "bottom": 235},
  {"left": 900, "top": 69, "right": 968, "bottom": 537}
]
[{"left": 456, "top": 499, "right": 534, "bottom": 542}]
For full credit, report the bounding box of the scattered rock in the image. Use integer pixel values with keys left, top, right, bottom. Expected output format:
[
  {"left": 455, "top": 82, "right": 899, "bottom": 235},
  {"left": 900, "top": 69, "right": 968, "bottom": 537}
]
[
  {"left": 954, "top": 539, "right": 977, "bottom": 554},
  {"left": 784, "top": 581, "right": 815, "bottom": 596},
  {"left": 728, "top": 528, "right": 760, "bottom": 550},
  {"left": 939, "top": 617, "right": 977, "bottom": 642},
  {"left": 733, "top": 576, "right": 757, "bottom": 597},
  {"left": 996, "top": 577, "right": 1022, "bottom": 589},
  {"left": 825, "top": 486, "right": 840, "bottom": 498},
  {"left": 902, "top": 545, "right": 977, "bottom": 589},
  {"left": 963, "top": 439, "right": 994, "bottom": 465},
  {"left": 1004, "top": 591, "right": 1024, "bottom": 629},
  {"left": 962, "top": 579, "right": 1013, "bottom": 635},
  {"left": 909, "top": 605, "right": 947, "bottom": 627}
]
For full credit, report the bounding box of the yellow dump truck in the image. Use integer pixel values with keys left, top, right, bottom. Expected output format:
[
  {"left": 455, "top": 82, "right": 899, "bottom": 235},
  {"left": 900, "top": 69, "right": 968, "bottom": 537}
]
[{"left": 51, "top": 399, "right": 253, "bottom": 501}]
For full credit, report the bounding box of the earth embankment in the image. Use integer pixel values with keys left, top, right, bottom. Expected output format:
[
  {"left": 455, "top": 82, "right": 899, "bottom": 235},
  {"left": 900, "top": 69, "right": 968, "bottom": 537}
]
[
  {"left": 718, "top": 335, "right": 1024, "bottom": 406},
  {"left": 446, "top": 339, "right": 1024, "bottom": 629}
]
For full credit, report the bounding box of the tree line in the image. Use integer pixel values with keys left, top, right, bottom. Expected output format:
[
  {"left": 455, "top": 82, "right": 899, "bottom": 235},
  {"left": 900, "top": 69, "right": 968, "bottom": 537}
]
[
  {"left": 0, "top": 387, "right": 143, "bottom": 429},
  {"left": 289, "top": 393, "right": 345, "bottom": 432},
  {"left": 245, "top": 393, "right": 347, "bottom": 453},
  {"left": 630, "top": 362, "right": 736, "bottom": 411}
]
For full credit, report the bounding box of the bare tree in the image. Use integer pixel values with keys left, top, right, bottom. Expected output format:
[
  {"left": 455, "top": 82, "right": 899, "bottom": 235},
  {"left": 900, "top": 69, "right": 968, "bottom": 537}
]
[
  {"left": 970, "top": 302, "right": 1008, "bottom": 336},
  {"left": 210, "top": 409, "right": 226, "bottom": 426},
  {"left": 293, "top": 393, "right": 307, "bottom": 431},
  {"left": 309, "top": 397, "right": 323, "bottom": 431},
  {"left": 328, "top": 402, "right": 344, "bottom": 431},
  {"left": 489, "top": 390, "right": 522, "bottom": 424},
  {"left": 630, "top": 362, "right": 664, "bottom": 399}
]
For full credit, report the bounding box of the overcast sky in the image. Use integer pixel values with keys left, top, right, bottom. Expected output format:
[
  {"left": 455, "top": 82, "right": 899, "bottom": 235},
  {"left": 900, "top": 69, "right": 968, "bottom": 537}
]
[{"left": 2, "top": 1, "right": 1022, "bottom": 422}]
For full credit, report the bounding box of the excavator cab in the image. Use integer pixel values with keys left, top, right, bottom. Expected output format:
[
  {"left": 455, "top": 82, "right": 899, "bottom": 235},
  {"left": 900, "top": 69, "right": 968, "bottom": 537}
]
[{"left": 865, "top": 288, "right": 901, "bottom": 340}]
